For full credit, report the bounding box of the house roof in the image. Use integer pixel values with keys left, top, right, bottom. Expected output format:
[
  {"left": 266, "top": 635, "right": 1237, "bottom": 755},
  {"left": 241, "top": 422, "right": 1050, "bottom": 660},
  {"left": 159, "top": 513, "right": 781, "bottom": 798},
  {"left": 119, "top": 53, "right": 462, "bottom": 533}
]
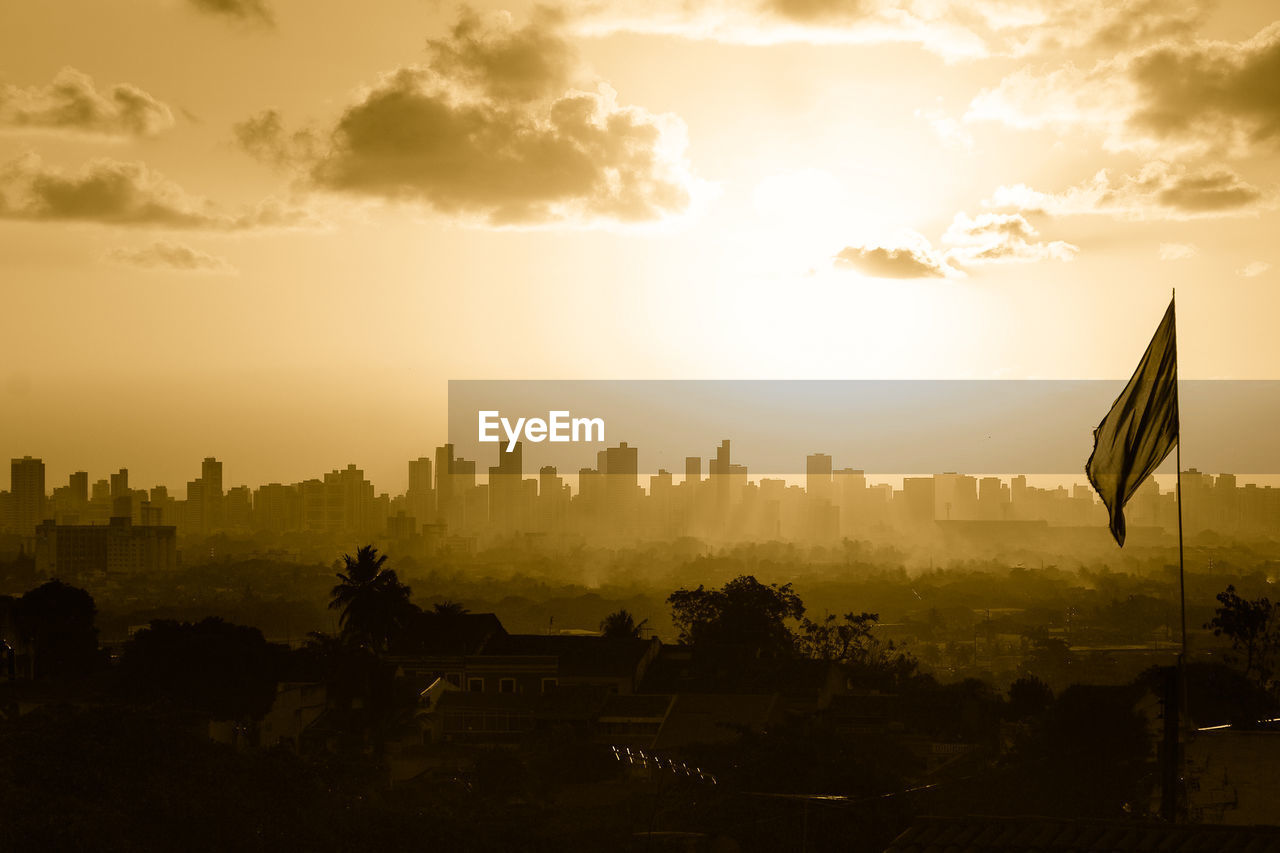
[
  {"left": 652, "top": 692, "right": 780, "bottom": 750},
  {"left": 482, "top": 634, "right": 656, "bottom": 679},
  {"left": 884, "top": 816, "right": 1280, "bottom": 853},
  {"left": 599, "top": 693, "right": 676, "bottom": 721},
  {"left": 639, "top": 644, "right": 838, "bottom": 695},
  {"left": 394, "top": 612, "right": 506, "bottom": 656}
]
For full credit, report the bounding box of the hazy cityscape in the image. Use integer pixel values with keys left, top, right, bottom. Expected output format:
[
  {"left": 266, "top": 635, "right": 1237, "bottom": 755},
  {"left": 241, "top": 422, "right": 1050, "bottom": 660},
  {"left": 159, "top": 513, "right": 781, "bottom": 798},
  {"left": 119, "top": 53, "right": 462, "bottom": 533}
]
[
  {"left": 5, "top": 437, "right": 1280, "bottom": 849},
  {"left": 6, "top": 0, "right": 1280, "bottom": 847},
  {"left": 8, "top": 442, "right": 1278, "bottom": 573}
]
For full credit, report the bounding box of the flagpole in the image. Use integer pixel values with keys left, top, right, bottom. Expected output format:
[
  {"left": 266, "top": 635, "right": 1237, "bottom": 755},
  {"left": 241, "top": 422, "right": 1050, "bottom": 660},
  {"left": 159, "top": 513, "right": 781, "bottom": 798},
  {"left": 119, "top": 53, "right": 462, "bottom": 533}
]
[
  {"left": 1175, "top": 288, "right": 1186, "bottom": 661},
  {"left": 1174, "top": 288, "right": 1188, "bottom": 823}
]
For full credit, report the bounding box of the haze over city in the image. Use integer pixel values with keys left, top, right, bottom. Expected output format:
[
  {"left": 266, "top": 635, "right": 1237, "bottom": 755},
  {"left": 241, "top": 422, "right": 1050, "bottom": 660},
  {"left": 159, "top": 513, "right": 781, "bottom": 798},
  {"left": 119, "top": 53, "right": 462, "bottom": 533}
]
[{"left": 4, "top": 0, "right": 1280, "bottom": 850}]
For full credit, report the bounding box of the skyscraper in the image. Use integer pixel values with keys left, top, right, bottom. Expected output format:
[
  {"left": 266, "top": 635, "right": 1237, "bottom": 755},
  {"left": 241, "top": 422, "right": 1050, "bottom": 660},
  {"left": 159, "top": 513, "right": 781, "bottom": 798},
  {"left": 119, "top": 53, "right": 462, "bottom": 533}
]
[
  {"left": 201, "top": 457, "right": 223, "bottom": 532},
  {"left": 407, "top": 457, "right": 435, "bottom": 527},
  {"left": 10, "top": 456, "right": 45, "bottom": 535},
  {"left": 806, "top": 453, "right": 833, "bottom": 503}
]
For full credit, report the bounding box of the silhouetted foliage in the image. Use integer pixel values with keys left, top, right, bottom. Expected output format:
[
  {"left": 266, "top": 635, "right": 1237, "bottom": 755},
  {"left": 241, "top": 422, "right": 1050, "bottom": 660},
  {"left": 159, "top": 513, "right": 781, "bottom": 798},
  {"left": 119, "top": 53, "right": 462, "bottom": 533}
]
[
  {"left": 329, "top": 546, "right": 418, "bottom": 653},
  {"left": 1206, "top": 584, "right": 1279, "bottom": 688},
  {"left": 1006, "top": 675, "right": 1053, "bottom": 720},
  {"left": 955, "top": 683, "right": 1152, "bottom": 818},
  {"left": 12, "top": 580, "right": 102, "bottom": 678},
  {"left": 118, "top": 618, "right": 285, "bottom": 720},
  {"left": 797, "top": 610, "right": 917, "bottom": 680},
  {"left": 290, "top": 631, "right": 415, "bottom": 754},
  {"left": 433, "top": 600, "right": 469, "bottom": 617},
  {"left": 600, "top": 608, "right": 648, "bottom": 639},
  {"left": 668, "top": 575, "right": 804, "bottom": 656},
  {"left": 0, "top": 705, "right": 430, "bottom": 853}
]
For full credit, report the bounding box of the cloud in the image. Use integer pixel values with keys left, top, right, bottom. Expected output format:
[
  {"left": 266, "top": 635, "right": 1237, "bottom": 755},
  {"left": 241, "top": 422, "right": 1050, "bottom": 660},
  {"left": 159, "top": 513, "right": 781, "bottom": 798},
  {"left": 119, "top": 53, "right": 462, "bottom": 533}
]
[
  {"left": 1159, "top": 242, "right": 1197, "bottom": 261},
  {"left": 985, "top": 161, "right": 1268, "bottom": 220},
  {"left": 833, "top": 211, "right": 1076, "bottom": 278},
  {"left": 941, "top": 211, "right": 1078, "bottom": 263},
  {"left": 1127, "top": 22, "right": 1280, "bottom": 152},
  {"left": 0, "top": 67, "right": 174, "bottom": 139},
  {"left": 105, "top": 241, "right": 237, "bottom": 274},
  {"left": 566, "top": 0, "right": 1209, "bottom": 60},
  {"left": 244, "top": 10, "right": 698, "bottom": 226},
  {"left": 968, "top": 21, "right": 1280, "bottom": 154},
  {"left": 834, "top": 233, "right": 956, "bottom": 278},
  {"left": 234, "top": 109, "right": 319, "bottom": 167},
  {"left": 1238, "top": 261, "right": 1271, "bottom": 278},
  {"left": 187, "top": 0, "right": 273, "bottom": 26},
  {"left": 426, "top": 7, "right": 577, "bottom": 101},
  {"left": 0, "top": 153, "right": 314, "bottom": 230}
]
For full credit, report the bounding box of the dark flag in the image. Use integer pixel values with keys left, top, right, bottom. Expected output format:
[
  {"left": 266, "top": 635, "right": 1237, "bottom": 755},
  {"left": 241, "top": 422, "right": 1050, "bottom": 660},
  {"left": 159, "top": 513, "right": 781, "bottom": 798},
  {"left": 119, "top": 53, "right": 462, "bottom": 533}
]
[{"left": 1086, "top": 298, "right": 1179, "bottom": 546}]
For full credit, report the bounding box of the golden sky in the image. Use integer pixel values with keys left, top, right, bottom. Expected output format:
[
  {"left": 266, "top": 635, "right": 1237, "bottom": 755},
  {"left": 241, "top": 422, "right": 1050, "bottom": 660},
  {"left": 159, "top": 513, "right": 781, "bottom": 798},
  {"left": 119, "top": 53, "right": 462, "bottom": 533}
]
[{"left": 2, "top": 0, "right": 1279, "bottom": 493}]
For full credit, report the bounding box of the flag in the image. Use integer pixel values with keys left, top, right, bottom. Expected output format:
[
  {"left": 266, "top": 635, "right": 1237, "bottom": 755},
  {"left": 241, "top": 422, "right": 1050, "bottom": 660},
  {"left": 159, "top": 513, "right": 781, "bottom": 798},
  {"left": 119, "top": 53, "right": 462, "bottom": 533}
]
[{"left": 1086, "top": 298, "right": 1179, "bottom": 546}]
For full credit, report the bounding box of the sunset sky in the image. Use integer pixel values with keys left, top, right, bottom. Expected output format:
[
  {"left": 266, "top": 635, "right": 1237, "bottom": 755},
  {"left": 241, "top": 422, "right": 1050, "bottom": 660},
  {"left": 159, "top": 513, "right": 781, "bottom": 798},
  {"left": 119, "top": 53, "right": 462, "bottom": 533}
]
[{"left": 3, "top": 0, "right": 1278, "bottom": 493}]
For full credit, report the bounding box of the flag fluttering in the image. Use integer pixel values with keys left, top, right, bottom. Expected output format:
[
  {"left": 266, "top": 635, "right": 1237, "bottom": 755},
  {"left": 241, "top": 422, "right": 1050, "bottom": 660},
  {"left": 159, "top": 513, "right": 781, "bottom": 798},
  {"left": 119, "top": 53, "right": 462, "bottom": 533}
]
[{"left": 1085, "top": 298, "right": 1179, "bottom": 546}]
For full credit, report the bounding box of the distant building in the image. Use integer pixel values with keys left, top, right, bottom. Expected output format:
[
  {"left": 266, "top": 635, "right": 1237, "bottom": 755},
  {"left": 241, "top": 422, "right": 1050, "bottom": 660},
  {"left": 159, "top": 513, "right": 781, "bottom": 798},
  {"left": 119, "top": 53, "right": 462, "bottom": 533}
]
[
  {"left": 34, "top": 517, "right": 177, "bottom": 579},
  {"left": 9, "top": 456, "right": 46, "bottom": 535}
]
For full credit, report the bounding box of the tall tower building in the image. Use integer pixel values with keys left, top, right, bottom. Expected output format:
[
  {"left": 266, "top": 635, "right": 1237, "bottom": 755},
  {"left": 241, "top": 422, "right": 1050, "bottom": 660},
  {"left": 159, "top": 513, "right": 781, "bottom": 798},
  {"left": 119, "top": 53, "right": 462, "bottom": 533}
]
[
  {"left": 110, "top": 468, "right": 129, "bottom": 500},
  {"left": 434, "top": 444, "right": 455, "bottom": 524},
  {"left": 10, "top": 456, "right": 46, "bottom": 534},
  {"left": 407, "top": 457, "right": 434, "bottom": 528},
  {"left": 69, "top": 471, "right": 89, "bottom": 505},
  {"left": 201, "top": 457, "right": 223, "bottom": 533},
  {"left": 806, "top": 453, "right": 833, "bottom": 502}
]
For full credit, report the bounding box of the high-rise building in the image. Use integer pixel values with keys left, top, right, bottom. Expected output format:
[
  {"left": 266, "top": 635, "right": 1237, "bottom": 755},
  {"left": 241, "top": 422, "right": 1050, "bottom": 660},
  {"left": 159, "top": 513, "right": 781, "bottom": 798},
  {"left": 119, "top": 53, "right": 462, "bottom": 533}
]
[
  {"left": 110, "top": 468, "right": 129, "bottom": 500},
  {"left": 69, "top": 471, "right": 88, "bottom": 505},
  {"left": 34, "top": 516, "right": 177, "bottom": 579},
  {"left": 806, "top": 453, "right": 833, "bottom": 503},
  {"left": 10, "top": 456, "right": 45, "bottom": 535},
  {"left": 488, "top": 442, "right": 526, "bottom": 530},
  {"left": 407, "top": 457, "right": 435, "bottom": 528},
  {"left": 434, "top": 444, "right": 455, "bottom": 525}
]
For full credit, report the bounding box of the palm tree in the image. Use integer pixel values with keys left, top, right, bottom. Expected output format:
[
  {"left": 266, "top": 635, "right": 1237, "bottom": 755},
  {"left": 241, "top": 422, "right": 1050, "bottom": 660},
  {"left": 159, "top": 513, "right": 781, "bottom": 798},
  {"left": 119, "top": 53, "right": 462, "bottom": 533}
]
[
  {"left": 600, "top": 608, "right": 648, "bottom": 640},
  {"left": 433, "top": 600, "right": 469, "bottom": 618},
  {"left": 329, "top": 545, "right": 417, "bottom": 652}
]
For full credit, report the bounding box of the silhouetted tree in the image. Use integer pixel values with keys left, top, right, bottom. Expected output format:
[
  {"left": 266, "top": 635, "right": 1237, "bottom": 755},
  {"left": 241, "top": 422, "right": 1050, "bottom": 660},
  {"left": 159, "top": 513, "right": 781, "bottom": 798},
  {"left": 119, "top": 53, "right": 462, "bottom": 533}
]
[
  {"left": 599, "top": 608, "right": 647, "bottom": 639},
  {"left": 289, "top": 631, "right": 416, "bottom": 755},
  {"left": 433, "top": 600, "right": 469, "bottom": 617},
  {"left": 1007, "top": 675, "right": 1054, "bottom": 720},
  {"left": 668, "top": 575, "right": 804, "bottom": 656},
  {"left": 944, "top": 683, "right": 1152, "bottom": 818},
  {"left": 14, "top": 580, "right": 102, "bottom": 678},
  {"left": 1206, "top": 584, "right": 1279, "bottom": 688},
  {"left": 329, "top": 546, "right": 417, "bottom": 653},
  {"left": 797, "top": 611, "right": 916, "bottom": 679},
  {"left": 118, "top": 618, "right": 284, "bottom": 720}
]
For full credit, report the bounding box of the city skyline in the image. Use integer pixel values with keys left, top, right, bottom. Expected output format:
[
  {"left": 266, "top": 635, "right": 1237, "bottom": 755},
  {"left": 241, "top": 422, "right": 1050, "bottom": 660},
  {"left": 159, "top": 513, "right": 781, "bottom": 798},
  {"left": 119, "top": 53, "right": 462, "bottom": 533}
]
[{"left": 7, "top": 443, "right": 1274, "bottom": 546}]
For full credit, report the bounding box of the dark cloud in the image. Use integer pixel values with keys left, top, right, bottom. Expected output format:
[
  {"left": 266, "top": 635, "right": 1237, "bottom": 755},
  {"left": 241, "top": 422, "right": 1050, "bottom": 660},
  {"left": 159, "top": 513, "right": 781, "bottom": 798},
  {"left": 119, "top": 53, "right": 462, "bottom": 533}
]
[
  {"left": 0, "top": 154, "right": 313, "bottom": 230},
  {"left": 1132, "top": 163, "right": 1263, "bottom": 213},
  {"left": 1127, "top": 21, "right": 1280, "bottom": 149},
  {"left": 761, "top": 0, "right": 872, "bottom": 25},
  {"left": 188, "top": 0, "right": 273, "bottom": 25},
  {"left": 987, "top": 161, "right": 1267, "bottom": 220},
  {"left": 0, "top": 68, "right": 173, "bottom": 138},
  {"left": 105, "top": 241, "right": 236, "bottom": 273},
  {"left": 834, "top": 242, "right": 951, "bottom": 278},
  {"left": 246, "top": 11, "right": 696, "bottom": 225},
  {"left": 426, "top": 7, "right": 575, "bottom": 101},
  {"left": 971, "top": 21, "right": 1280, "bottom": 154}
]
